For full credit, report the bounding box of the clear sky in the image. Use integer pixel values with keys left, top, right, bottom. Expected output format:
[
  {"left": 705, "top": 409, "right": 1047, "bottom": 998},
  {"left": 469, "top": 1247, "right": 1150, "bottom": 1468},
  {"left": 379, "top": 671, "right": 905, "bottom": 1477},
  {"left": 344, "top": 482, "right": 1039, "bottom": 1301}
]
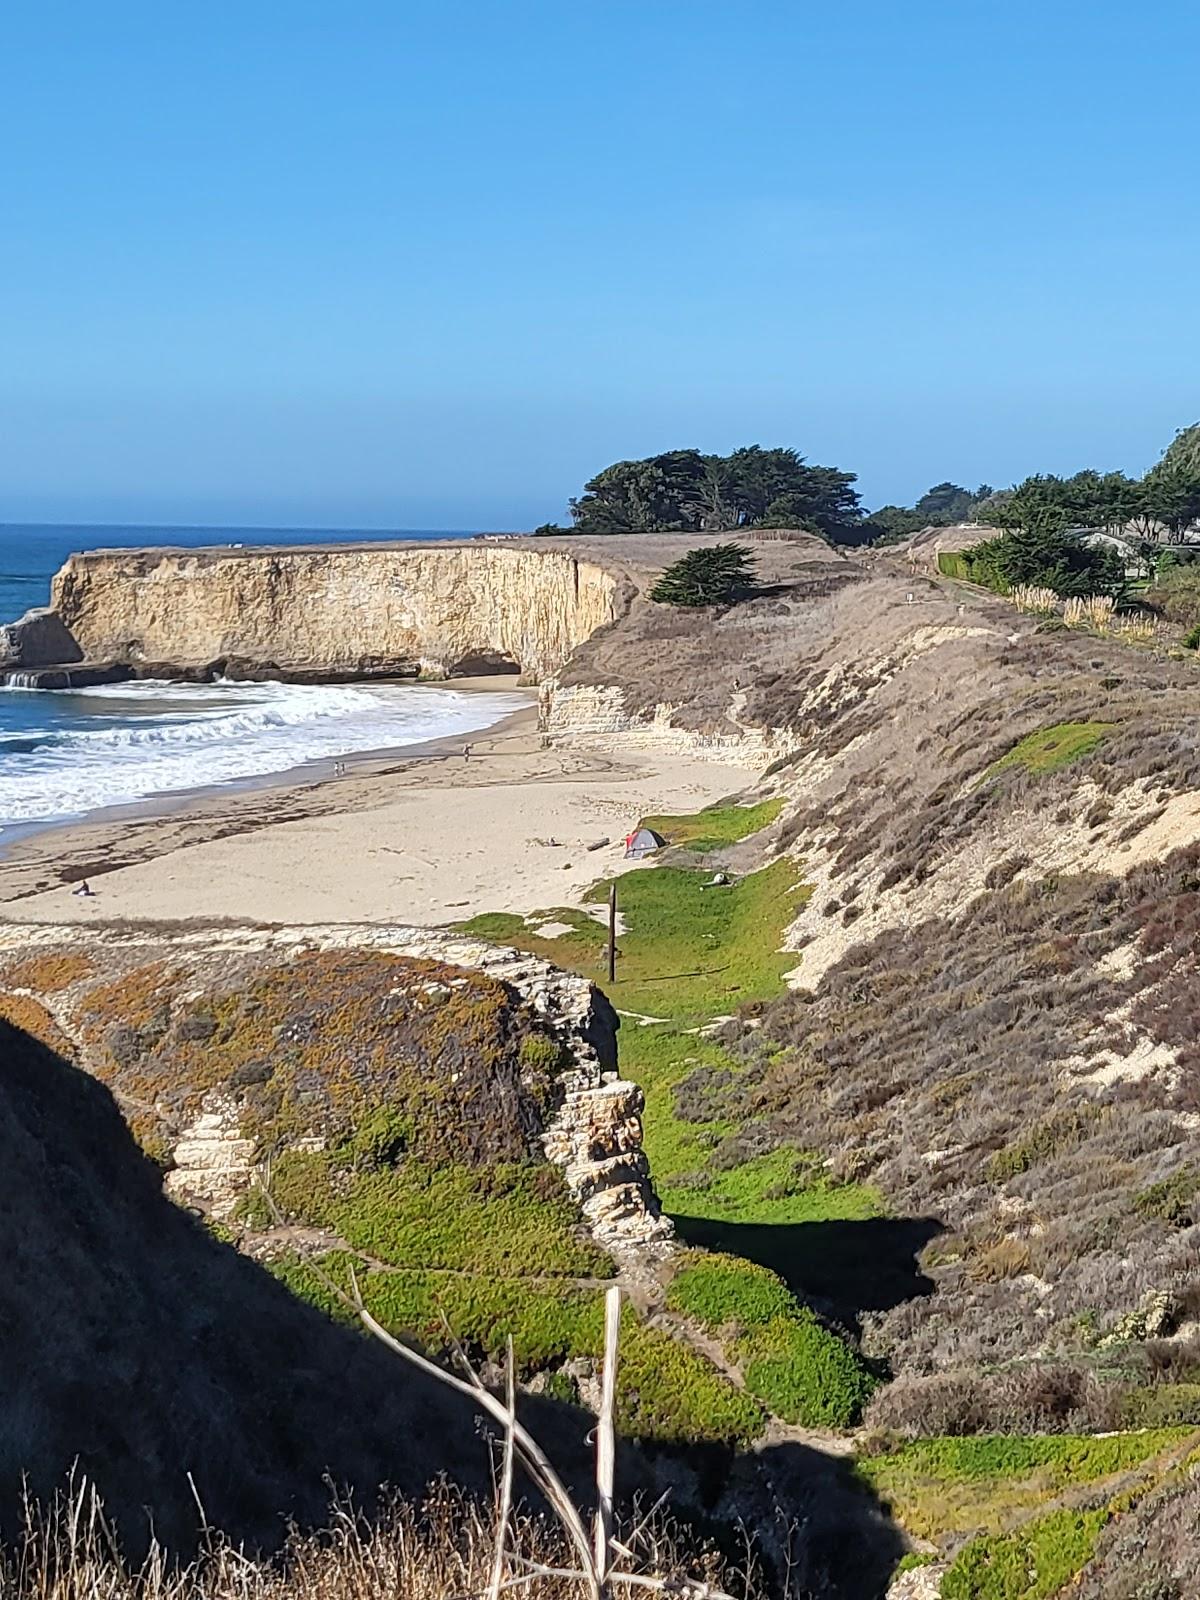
[{"left": 2, "top": 1, "right": 1197, "bottom": 529}]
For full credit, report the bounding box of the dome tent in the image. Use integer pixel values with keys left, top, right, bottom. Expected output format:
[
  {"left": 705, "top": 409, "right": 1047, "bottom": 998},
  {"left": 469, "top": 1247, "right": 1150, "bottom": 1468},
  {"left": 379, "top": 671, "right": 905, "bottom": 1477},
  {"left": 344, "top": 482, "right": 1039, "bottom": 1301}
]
[{"left": 624, "top": 827, "right": 667, "bottom": 859}]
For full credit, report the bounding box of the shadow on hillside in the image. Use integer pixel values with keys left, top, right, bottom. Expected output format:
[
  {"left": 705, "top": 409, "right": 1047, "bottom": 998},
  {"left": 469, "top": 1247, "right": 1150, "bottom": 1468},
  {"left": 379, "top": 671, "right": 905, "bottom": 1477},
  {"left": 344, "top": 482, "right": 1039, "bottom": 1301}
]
[
  {"left": 672, "top": 1214, "right": 942, "bottom": 1333},
  {"left": 0, "top": 1017, "right": 504, "bottom": 1557},
  {"left": 709, "top": 1437, "right": 908, "bottom": 1599},
  {"left": 0, "top": 1018, "right": 909, "bottom": 1591}
]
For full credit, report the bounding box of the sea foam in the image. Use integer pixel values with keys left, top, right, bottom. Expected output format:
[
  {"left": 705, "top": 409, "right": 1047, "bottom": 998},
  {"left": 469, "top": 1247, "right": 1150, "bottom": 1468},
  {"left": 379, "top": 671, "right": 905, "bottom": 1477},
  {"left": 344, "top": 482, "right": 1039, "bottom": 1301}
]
[{"left": 0, "top": 678, "right": 524, "bottom": 830}]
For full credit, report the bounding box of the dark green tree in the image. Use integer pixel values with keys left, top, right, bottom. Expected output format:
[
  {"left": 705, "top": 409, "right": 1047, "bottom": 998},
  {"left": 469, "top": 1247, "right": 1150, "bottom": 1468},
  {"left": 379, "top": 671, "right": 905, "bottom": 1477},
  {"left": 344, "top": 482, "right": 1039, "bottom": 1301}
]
[
  {"left": 568, "top": 443, "right": 865, "bottom": 542},
  {"left": 1161, "top": 422, "right": 1200, "bottom": 477},
  {"left": 650, "top": 543, "right": 759, "bottom": 607},
  {"left": 692, "top": 454, "right": 741, "bottom": 531},
  {"left": 866, "top": 505, "right": 924, "bottom": 542},
  {"left": 913, "top": 482, "right": 975, "bottom": 524},
  {"left": 865, "top": 482, "right": 998, "bottom": 541},
  {"left": 1138, "top": 464, "right": 1200, "bottom": 543},
  {"left": 569, "top": 450, "right": 706, "bottom": 533},
  {"left": 964, "top": 512, "right": 1125, "bottom": 597}
]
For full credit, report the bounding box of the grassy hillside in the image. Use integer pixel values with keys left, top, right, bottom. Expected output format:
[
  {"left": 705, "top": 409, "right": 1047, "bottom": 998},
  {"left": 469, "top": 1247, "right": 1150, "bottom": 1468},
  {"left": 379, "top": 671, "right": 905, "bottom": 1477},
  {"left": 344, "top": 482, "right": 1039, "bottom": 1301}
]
[{"left": 461, "top": 809, "right": 882, "bottom": 1432}]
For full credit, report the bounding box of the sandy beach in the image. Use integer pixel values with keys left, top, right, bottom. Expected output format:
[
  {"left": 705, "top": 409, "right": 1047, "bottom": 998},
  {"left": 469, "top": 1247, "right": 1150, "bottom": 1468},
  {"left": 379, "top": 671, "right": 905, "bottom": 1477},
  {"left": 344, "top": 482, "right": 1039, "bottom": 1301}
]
[{"left": 0, "top": 688, "right": 753, "bottom": 927}]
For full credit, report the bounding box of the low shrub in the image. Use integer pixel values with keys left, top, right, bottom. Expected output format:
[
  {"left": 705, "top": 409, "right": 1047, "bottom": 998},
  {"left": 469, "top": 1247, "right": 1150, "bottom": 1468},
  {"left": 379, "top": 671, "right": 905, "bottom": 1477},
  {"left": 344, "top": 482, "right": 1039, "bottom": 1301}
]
[
  {"left": 941, "top": 1506, "right": 1109, "bottom": 1599},
  {"left": 1134, "top": 1167, "right": 1200, "bottom": 1226},
  {"left": 863, "top": 1366, "right": 1128, "bottom": 1439},
  {"left": 0, "top": 951, "right": 94, "bottom": 992},
  {"left": 666, "top": 1254, "right": 876, "bottom": 1428},
  {"left": 275, "top": 1253, "right": 764, "bottom": 1449},
  {"left": 269, "top": 1153, "right": 612, "bottom": 1279},
  {"left": 1121, "top": 1383, "right": 1200, "bottom": 1428}
]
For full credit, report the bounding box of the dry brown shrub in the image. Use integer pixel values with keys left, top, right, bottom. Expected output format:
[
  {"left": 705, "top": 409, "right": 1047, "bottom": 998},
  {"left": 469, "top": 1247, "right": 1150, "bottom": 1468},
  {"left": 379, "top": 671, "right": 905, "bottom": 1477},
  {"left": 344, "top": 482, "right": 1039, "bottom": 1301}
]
[
  {"left": 964, "top": 1236, "right": 1031, "bottom": 1284},
  {"left": 0, "top": 993, "right": 73, "bottom": 1056},
  {"left": 0, "top": 951, "right": 94, "bottom": 993},
  {"left": 1, "top": 1481, "right": 743, "bottom": 1600},
  {"left": 863, "top": 1364, "right": 1126, "bottom": 1439}
]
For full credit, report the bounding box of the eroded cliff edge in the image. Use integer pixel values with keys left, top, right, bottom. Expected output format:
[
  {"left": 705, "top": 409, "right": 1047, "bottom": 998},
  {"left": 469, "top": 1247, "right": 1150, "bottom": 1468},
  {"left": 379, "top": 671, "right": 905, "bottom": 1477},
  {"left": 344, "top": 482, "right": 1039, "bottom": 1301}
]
[
  {"left": 2, "top": 540, "right": 623, "bottom": 683},
  {"left": 0, "top": 920, "right": 671, "bottom": 1256}
]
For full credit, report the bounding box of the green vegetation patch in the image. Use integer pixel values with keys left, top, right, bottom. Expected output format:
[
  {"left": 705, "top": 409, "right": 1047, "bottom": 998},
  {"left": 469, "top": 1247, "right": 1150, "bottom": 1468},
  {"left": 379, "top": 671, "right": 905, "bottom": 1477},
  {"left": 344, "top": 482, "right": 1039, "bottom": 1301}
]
[
  {"left": 985, "top": 722, "right": 1112, "bottom": 780},
  {"left": 938, "top": 551, "right": 971, "bottom": 580},
  {"left": 457, "top": 819, "right": 877, "bottom": 1437},
  {"left": 987, "top": 1106, "right": 1101, "bottom": 1182},
  {"left": 639, "top": 798, "right": 783, "bottom": 853},
  {"left": 620, "top": 1025, "right": 737, "bottom": 1190},
  {"left": 1122, "top": 1384, "right": 1200, "bottom": 1427},
  {"left": 857, "top": 1432, "right": 1189, "bottom": 1542},
  {"left": 940, "top": 1505, "right": 1109, "bottom": 1600},
  {"left": 265, "top": 1152, "right": 611, "bottom": 1278},
  {"left": 667, "top": 1253, "right": 877, "bottom": 1428},
  {"left": 663, "top": 1146, "right": 882, "bottom": 1226},
  {"left": 274, "top": 1252, "right": 764, "bottom": 1449},
  {"left": 618, "top": 1024, "right": 879, "bottom": 1223},
  {"left": 463, "top": 857, "right": 809, "bottom": 1027},
  {"left": 1134, "top": 1165, "right": 1200, "bottom": 1226}
]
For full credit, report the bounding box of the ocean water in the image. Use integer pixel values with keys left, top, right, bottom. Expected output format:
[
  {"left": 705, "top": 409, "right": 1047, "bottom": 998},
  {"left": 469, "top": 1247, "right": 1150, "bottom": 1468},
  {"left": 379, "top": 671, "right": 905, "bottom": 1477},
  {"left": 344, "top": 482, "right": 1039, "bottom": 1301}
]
[{"left": 0, "top": 523, "right": 524, "bottom": 837}]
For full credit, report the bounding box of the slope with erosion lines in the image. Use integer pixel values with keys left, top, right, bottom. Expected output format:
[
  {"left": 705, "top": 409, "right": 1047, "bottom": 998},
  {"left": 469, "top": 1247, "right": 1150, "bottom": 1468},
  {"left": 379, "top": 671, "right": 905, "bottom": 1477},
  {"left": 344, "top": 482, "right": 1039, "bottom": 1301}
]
[{"left": 621, "top": 557, "right": 1200, "bottom": 1445}]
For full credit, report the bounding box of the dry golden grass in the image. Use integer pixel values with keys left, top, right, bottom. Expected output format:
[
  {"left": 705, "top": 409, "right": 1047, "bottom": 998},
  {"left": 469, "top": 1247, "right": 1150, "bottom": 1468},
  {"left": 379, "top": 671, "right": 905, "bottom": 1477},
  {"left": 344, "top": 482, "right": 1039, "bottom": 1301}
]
[
  {"left": 1112, "top": 614, "right": 1163, "bottom": 644},
  {"left": 1010, "top": 585, "right": 1059, "bottom": 614},
  {"left": 2, "top": 1481, "right": 743, "bottom": 1600},
  {"left": 0, "top": 993, "right": 73, "bottom": 1055},
  {"left": 1063, "top": 595, "right": 1116, "bottom": 630},
  {"left": 0, "top": 952, "right": 94, "bottom": 993}
]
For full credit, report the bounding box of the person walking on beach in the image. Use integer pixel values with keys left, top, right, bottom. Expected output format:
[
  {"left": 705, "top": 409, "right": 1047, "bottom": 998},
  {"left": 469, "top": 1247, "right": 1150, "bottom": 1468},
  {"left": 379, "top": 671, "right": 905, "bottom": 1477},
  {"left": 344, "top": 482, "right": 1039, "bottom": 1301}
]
[{"left": 463, "top": 743, "right": 472, "bottom": 763}]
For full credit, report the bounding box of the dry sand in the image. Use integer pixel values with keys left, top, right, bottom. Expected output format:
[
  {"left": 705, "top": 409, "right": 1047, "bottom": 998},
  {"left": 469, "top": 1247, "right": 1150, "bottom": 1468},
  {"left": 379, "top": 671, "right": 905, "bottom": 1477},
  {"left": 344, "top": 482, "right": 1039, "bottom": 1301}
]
[{"left": 0, "top": 692, "right": 751, "bottom": 927}]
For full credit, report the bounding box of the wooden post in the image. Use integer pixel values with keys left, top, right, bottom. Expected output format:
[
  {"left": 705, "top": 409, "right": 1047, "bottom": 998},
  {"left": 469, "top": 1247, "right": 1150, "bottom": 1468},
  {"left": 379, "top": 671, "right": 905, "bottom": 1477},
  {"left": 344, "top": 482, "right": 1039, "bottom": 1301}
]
[
  {"left": 607, "top": 881, "right": 617, "bottom": 984},
  {"left": 594, "top": 1284, "right": 621, "bottom": 1590}
]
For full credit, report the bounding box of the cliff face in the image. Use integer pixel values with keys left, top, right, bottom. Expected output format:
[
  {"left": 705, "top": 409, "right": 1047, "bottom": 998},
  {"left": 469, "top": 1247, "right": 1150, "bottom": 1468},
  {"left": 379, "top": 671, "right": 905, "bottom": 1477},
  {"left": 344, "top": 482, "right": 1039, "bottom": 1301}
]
[{"left": 6, "top": 542, "right": 620, "bottom": 683}]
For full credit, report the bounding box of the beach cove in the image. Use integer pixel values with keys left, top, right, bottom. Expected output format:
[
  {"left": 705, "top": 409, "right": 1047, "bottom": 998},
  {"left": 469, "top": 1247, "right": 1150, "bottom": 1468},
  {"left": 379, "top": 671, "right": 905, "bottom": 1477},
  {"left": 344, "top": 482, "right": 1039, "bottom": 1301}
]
[{"left": 0, "top": 693, "right": 744, "bottom": 926}]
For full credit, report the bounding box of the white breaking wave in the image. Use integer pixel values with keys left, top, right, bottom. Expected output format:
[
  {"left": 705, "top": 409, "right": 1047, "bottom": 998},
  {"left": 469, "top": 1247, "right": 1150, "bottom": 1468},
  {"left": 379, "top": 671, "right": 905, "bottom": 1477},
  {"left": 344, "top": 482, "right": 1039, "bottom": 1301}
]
[{"left": 0, "top": 678, "right": 526, "bottom": 829}]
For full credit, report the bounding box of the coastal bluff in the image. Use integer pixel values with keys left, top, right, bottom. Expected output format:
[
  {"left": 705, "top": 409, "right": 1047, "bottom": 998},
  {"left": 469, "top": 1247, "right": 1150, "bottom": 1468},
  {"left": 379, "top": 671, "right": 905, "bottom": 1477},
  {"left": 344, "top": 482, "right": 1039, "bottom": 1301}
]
[
  {"left": 1, "top": 539, "right": 622, "bottom": 684},
  {"left": 0, "top": 529, "right": 856, "bottom": 761}
]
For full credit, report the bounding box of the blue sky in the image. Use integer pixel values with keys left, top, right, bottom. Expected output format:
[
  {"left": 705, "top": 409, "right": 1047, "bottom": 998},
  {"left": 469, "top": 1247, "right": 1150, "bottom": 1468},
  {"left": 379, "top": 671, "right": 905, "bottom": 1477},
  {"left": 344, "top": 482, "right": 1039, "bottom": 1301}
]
[{"left": 2, "top": 1, "right": 1197, "bottom": 529}]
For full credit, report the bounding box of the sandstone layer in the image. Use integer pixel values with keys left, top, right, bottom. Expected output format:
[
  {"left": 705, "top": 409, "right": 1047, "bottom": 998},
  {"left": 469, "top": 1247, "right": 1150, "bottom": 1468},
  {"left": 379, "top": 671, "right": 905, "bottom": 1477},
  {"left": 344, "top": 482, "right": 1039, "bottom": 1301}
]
[{"left": 3, "top": 541, "right": 620, "bottom": 683}]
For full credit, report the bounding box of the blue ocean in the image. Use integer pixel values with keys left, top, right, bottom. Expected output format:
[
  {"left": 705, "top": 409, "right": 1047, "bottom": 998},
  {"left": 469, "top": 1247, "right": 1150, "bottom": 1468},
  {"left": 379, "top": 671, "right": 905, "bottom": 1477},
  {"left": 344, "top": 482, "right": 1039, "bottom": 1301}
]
[{"left": 0, "top": 524, "right": 524, "bottom": 836}]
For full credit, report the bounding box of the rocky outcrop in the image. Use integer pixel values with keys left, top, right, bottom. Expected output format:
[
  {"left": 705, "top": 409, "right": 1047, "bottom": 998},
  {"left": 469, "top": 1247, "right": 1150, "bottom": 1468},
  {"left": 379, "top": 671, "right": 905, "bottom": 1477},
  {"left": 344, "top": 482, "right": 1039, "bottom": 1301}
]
[
  {"left": 2, "top": 541, "right": 620, "bottom": 684},
  {"left": 163, "top": 1094, "right": 258, "bottom": 1217},
  {"left": 0, "top": 921, "right": 672, "bottom": 1253},
  {"left": 1, "top": 606, "right": 82, "bottom": 673}
]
